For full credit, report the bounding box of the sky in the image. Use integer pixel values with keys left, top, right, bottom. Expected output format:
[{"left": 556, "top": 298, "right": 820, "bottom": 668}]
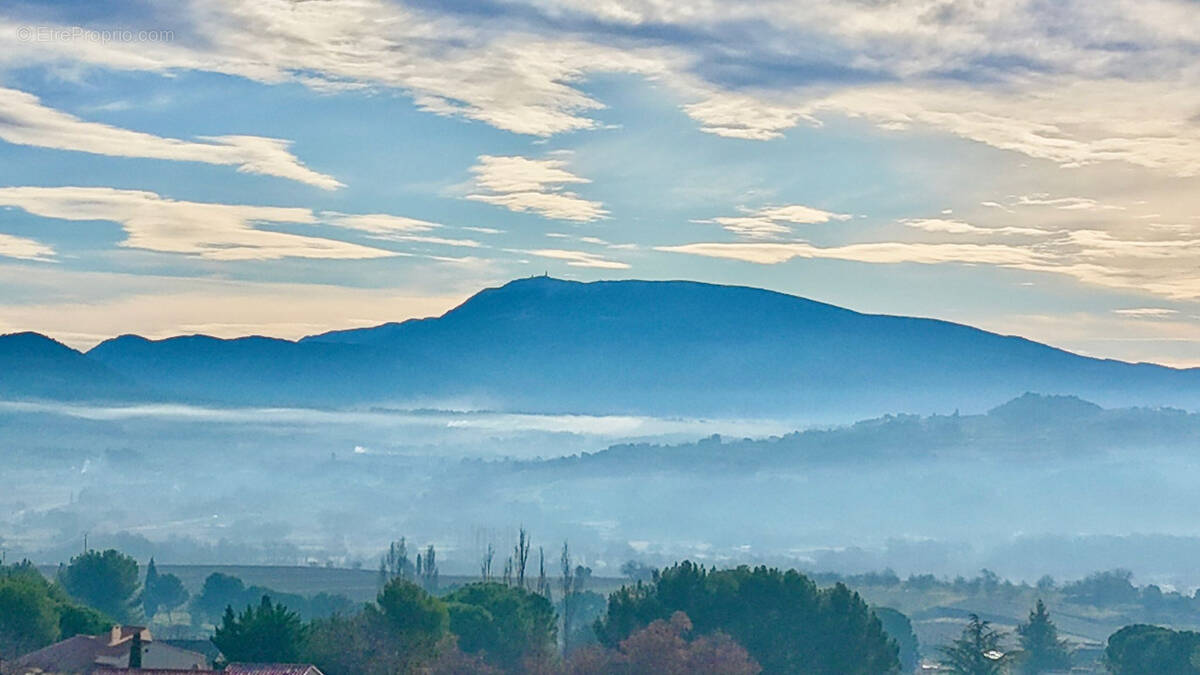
[{"left": 1, "top": 0, "right": 1200, "bottom": 365}]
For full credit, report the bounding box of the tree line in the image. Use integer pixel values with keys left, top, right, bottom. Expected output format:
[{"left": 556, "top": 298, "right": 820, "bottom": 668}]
[{"left": 4, "top": 544, "right": 1200, "bottom": 673}]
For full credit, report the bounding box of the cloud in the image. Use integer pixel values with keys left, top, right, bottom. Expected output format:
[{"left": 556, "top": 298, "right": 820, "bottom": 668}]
[
  {"left": 321, "top": 212, "right": 483, "bottom": 248},
  {"left": 0, "top": 2, "right": 670, "bottom": 137},
  {"left": 792, "top": 81, "right": 1200, "bottom": 177},
  {"left": 466, "top": 155, "right": 607, "bottom": 221},
  {"left": 0, "top": 233, "right": 55, "bottom": 261},
  {"left": 0, "top": 265, "right": 474, "bottom": 349},
  {"left": 522, "top": 248, "right": 630, "bottom": 269},
  {"left": 658, "top": 222, "right": 1200, "bottom": 299},
  {"left": 0, "top": 187, "right": 393, "bottom": 260},
  {"left": 901, "top": 218, "right": 1052, "bottom": 237},
  {"left": 981, "top": 194, "right": 1125, "bottom": 212},
  {"left": 1013, "top": 195, "right": 1124, "bottom": 211},
  {"left": 6, "top": 0, "right": 1200, "bottom": 180},
  {"left": 656, "top": 241, "right": 1043, "bottom": 267},
  {"left": 1113, "top": 308, "right": 1179, "bottom": 318},
  {"left": 698, "top": 203, "right": 851, "bottom": 239},
  {"left": 0, "top": 87, "right": 342, "bottom": 189}
]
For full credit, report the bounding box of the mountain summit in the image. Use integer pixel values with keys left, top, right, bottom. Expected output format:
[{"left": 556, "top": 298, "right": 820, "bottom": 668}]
[{"left": 4, "top": 277, "right": 1199, "bottom": 416}]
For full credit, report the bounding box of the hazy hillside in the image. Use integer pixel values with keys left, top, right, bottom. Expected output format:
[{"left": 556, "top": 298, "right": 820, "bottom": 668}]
[
  {"left": 4, "top": 277, "right": 1200, "bottom": 417},
  {"left": 0, "top": 332, "right": 143, "bottom": 401},
  {"left": 532, "top": 394, "right": 1200, "bottom": 472}
]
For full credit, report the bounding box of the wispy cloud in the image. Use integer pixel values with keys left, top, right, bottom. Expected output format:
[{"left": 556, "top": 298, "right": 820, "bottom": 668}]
[
  {"left": 659, "top": 223, "right": 1200, "bottom": 299},
  {"left": 656, "top": 241, "right": 1043, "bottom": 267},
  {"left": 5, "top": 0, "right": 1200, "bottom": 179},
  {"left": 321, "top": 212, "right": 482, "bottom": 248},
  {"left": 0, "top": 187, "right": 391, "bottom": 261},
  {"left": 522, "top": 248, "right": 630, "bottom": 269},
  {"left": 901, "top": 218, "right": 1052, "bottom": 237},
  {"left": 0, "top": 233, "right": 55, "bottom": 261},
  {"left": 0, "top": 87, "right": 342, "bottom": 189},
  {"left": 0, "top": 3, "right": 668, "bottom": 137},
  {"left": 1113, "top": 308, "right": 1179, "bottom": 318},
  {"left": 466, "top": 155, "right": 607, "bottom": 222},
  {"left": 982, "top": 195, "right": 1125, "bottom": 212},
  {"left": 696, "top": 204, "right": 851, "bottom": 239}
]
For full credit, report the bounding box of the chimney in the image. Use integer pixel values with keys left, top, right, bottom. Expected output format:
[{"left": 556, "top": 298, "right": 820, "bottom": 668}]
[{"left": 129, "top": 631, "right": 143, "bottom": 669}]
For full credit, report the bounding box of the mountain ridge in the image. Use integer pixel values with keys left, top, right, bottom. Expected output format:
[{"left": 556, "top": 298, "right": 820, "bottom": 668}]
[{"left": 5, "top": 276, "right": 1199, "bottom": 416}]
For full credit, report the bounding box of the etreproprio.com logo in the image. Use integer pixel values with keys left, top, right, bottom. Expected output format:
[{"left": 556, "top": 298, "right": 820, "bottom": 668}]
[{"left": 15, "top": 25, "right": 175, "bottom": 43}]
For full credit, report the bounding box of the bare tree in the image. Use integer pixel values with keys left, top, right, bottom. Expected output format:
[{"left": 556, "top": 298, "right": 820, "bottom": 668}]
[
  {"left": 421, "top": 544, "right": 438, "bottom": 591},
  {"left": 560, "top": 541, "right": 575, "bottom": 654},
  {"left": 514, "top": 527, "right": 531, "bottom": 589},
  {"left": 481, "top": 543, "right": 495, "bottom": 581},
  {"left": 536, "top": 546, "right": 552, "bottom": 600},
  {"left": 379, "top": 538, "right": 411, "bottom": 587},
  {"left": 502, "top": 556, "right": 514, "bottom": 586}
]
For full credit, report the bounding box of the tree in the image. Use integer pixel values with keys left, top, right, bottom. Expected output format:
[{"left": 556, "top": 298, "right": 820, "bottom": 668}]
[
  {"left": 1062, "top": 569, "right": 1138, "bottom": 606},
  {"left": 481, "top": 544, "right": 495, "bottom": 581},
  {"left": 0, "top": 576, "right": 60, "bottom": 658},
  {"left": 306, "top": 613, "right": 374, "bottom": 675},
  {"left": 561, "top": 542, "right": 576, "bottom": 654},
  {"left": 620, "top": 560, "right": 655, "bottom": 583},
  {"left": 1105, "top": 624, "right": 1200, "bottom": 674},
  {"left": 143, "top": 559, "right": 189, "bottom": 624},
  {"left": 379, "top": 539, "right": 413, "bottom": 588},
  {"left": 536, "top": 547, "right": 551, "bottom": 600},
  {"left": 566, "top": 611, "right": 760, "bottom": 675},
  {"left": 143, "top": 558, "right": 160, "bottom": 619},
  {"left": 445, "top": 582, "right": 557, "bottom": 671},
  {"left": 212, "top": 595, "right": 307, "bottom": 663},
  {"left": 938, "top": 614, "right": 1012, "bottom": 675},
  {"left": 595, "top": 562, "right": 898, "bottom": 674},
  {"left": 1016, "top": 600, "right": 1070, "bottom": 674},
  {"left": 372, "top": 577, "right": 449, "bottom": 647},
  {"left": 192, "top": 573, "right": 247, "bottom": 625},
  {"left": 514, "top": 527, "right": 531, "bottom": 589},
  {"left": 0, "top": 560, "right": 111, "bottom": 658},
  {"left": 339, "top": 578, "right": 451, "bottom": 673},
  {"left": 875, "top": 607, "right": 920, "bottom": 673},
  {"left": 153, "top": 573, "right": 189, "bottom": 623},
  {"left": 417, "top": 544, "right": 438, "bottom": 592},
  {"left": 58, "top": 549, "right": 140, "bottom": 621},
  {"left": 56, "top": 602, "right": 111, "bottom": 637}
]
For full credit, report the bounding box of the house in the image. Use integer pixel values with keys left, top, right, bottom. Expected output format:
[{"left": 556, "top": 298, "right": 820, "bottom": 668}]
[
  {"left": 11, "top": 625, "right": 209, "bottom": 674},
  {"left": 222, "top": 666, "right": 324, "bottom": 675},
  {"left": 94, "top": 671, "right": 213, "bottom": 675}
]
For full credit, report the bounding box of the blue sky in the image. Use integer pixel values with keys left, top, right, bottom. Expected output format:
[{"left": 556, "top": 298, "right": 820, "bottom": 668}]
[{"left": 2, "top": 0, "right": 1200, "bottom": 365}]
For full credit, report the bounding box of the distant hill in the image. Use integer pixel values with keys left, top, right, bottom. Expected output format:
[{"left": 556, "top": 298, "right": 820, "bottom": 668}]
[
  {"left": 5, "top": 277, "right": 1200, "bottom": 417},
  {"left": 531, "top": 394, "right": 1200, "bottom": 472},
  {"left": 0, "top": 332, "right": 142, "bottom": 401}
]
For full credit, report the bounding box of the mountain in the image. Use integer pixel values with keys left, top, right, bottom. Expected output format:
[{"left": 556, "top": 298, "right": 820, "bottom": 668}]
[
  {"left": 0, "top": 332, "right": 141, "bottom": 401},
  {"left": 6, "top": 276, "right": 1200, "bottom": 416},
  {"left": 531, "top": 394, "right": 1200, "bottom": 472}
]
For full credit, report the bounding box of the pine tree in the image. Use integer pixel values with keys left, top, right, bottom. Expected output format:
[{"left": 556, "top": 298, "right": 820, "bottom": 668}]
[
  {"left": 939, "top": 614, "right": 1012, "bottom": 675},
  {"left": 1017, "top": 600, "right": 1071, "bottom": 674}
]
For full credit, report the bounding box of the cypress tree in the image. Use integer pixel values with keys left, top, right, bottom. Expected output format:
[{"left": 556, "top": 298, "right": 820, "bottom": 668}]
[{"left": 143, "top": 558, "right": 159, "bottom": 620}]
